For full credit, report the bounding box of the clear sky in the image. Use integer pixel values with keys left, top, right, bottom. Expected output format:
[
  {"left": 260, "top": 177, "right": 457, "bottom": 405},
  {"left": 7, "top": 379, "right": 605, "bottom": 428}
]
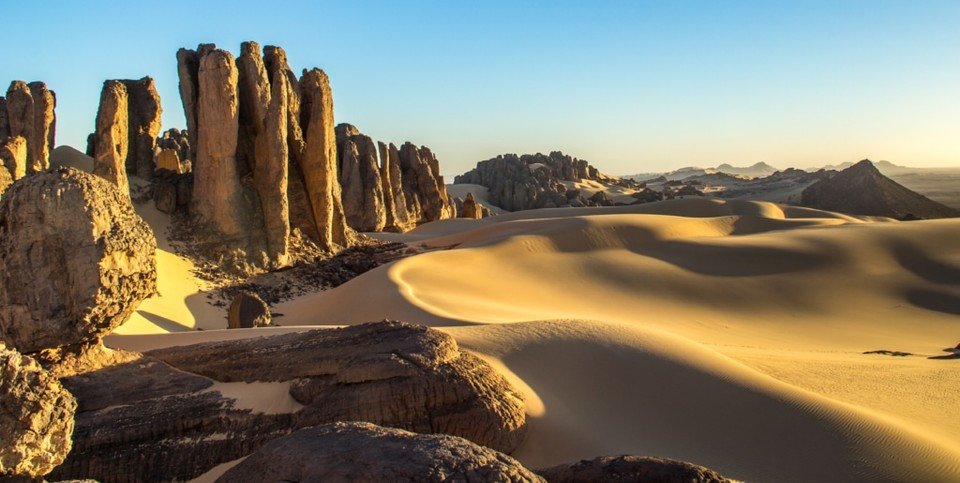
[{"left": 3, "top": 1, "right": 958, "bottom": 175}]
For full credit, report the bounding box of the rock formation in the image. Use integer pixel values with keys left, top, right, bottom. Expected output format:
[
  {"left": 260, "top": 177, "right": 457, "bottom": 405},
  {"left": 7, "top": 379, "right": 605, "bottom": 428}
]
[
  {"left": 176, "top": 44, "right": 216, "bottom": 161},
  {"left": 218, "top": 422, "right": 543, "bottom": 483},
  {"left": 0, "top": 161, "right": 10, "bottom": 195},
  {"left": 298, "top": 68, "right": 351, "bottom": 249},
  {"left": 51, "top": 321, "right": 528, "bottom": 481},
  {"left": 336, "top": 124, "right": 386, "bottom": 231},
  {"left": 227, "top": 291, "right": 270, "bottom": 328},
  {"left": 801, "top": 159, "right": 960, "bottom": 220},
  {"left": 454, "top": 151, "right": 610, "bottom": 211},
  {"left": 0, "top": 168, "right": 157, "bottom": 355},
  {"left": 378, "top": 140, "right": 411, "bottom": 230},
  {"left": 536, "top": 455, "right": 732, "bottom": 482},
  {"left": 191, "top": 48, "right": 252, "bottom": 245},
  {"left": 398, "top": 141, "right": 454, "bottom": 223},
  {"left": 154, "top": 148, "right": 183, "bottom": 173},
  {"left": 119, "top": 77, "right": 162, "bottom": 180},
  {"left": 0, "top": 136, "right": 27, "bottom": 186},
  {"left": 458, "top": 192, "right": 482, "bottom": 219},
  {"left": 2, "top": 81, "right": 56, "bottom": 175},
  {"left": 91, "top": 80, "right": 129, "bottom": 193},
  {"left": 156, "top": 128, "right": 191, "bottom": 171},
  {"left": 0, "top": 342, "right": 77, "bottom": 479}
]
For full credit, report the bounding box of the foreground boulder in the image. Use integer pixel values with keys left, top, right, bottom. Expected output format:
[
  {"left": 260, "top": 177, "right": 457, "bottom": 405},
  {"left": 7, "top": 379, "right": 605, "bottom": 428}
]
[
  {"left": 219, "top": 422, "right": 543, "bottom": 483},
  {"left": 0, "top": 342, "right": 77, "bottom": 479},
  {"left": 227, "top": 291, "right": 271, "bottom": 328},
  {"left": 537, "top": 455, "right": 732, "bottom": 483},
  {"left": 51, "top": 321, "right": 528, "bottom": 481},
  {"left": 0, "top": 168, "right": 157, "bottom": 354}
]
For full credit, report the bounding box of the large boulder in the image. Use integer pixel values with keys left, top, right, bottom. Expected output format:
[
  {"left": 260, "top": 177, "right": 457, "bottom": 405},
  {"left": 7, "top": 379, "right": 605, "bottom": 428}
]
[
  {"left": 51, "top": 321, "right": 528, "bottom": 481},
  {"left": 218, "top": 422, "right": 543, "bottom": 483},
  {"left": 459, "top": 192, "right": 482, "bottom": 219},
  {"left": 0, "top": 168, "right": 157, "bottom": 354},
  {"left": 536, "top": 455, "right": 732, "bottom": 482},
  {"left": 0, "top": 342, "right": 77, "bottom": 479}
]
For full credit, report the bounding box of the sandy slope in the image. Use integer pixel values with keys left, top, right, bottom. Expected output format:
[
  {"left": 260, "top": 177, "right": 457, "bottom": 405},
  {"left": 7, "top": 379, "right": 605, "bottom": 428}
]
[{"left": 55, "top": 140, "right": 959, "bottom": 481}]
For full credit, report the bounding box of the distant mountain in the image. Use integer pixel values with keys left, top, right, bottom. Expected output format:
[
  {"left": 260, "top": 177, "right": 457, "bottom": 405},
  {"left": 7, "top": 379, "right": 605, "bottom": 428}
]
[
  {"left": 800, "top": 160, "right": 959, "bottom": 220},
  {"left": 627, "top": 162, "right": 778, "bottom": 181},
  {"left": 715, "top": 162, "right": 779, "bottom": 178}
]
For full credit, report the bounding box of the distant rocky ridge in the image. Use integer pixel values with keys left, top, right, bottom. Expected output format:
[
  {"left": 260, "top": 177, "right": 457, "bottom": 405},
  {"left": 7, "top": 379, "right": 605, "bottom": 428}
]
[
  {"left": 800, "top": 159, "right": 959, "bottom": 220},
  {"left": 454, "top": 151, "right": 630, "bottom": 211},
  {"left": 0, "top": 80, "right": 56, "bottom": 196},
  {"left": 626, "top": 161, "right": 778, "bottom": 182}
]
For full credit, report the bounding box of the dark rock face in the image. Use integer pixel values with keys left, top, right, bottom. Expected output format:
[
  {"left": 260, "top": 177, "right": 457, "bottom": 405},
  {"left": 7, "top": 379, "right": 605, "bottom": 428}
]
[
  {"left": 0, "top": 342, "right": 77, "bottom": 479},
  {"left": 454, "top": 151, "right": 608, "bottom": 211},
  {"left": 227, "top": 291, "right": 270, "bottom": 328},
  {"left": 51, "top": 321, "right": 528, "bottom": 482},
  {"left": 536, "top": 455, "right": 732, "bottom": 483},
  {"left": 118, "top": 77, "right": 162, "bottom": 180},
  {"left": 157, "top": 128, "right": 191, "bottom": 171},
  {"left": 801, "top": 159, "right": 960, "bottom": 220},
  {"left": 218, "top": 422, "right": 543, "bottom": 483},
  {"left": 0, "top": 168, "right": 157, "bottom": 355}
]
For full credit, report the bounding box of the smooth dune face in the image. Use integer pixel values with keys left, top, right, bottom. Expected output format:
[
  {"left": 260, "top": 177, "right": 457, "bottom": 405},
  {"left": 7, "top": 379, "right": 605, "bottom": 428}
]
[{"left": 103, "top": 193, "right": 960, "bottom": 482}]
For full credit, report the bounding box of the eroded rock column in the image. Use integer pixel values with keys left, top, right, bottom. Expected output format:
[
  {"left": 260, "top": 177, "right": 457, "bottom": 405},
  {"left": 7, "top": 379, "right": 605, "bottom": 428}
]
[{"left": 92, "top": 80, "right": 129, "bottom": 194}]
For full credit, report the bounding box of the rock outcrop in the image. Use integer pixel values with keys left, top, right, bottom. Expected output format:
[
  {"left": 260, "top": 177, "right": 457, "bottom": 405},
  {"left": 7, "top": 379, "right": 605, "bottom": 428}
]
[
  {"left": 175, "top": 43, "right": 353, "bottom": 267},
  {"left": 536, "top": 455, "right": 732, "bottom": 483},
  {"left": 336, "top": 123, "right": 386, "bottom": 231},
  {"left": 0, "top": 136, "right": 27, "bottom": 193},
  {"left": 2, "top": 80, "right": 56, "bottom": 176},
  {"left": 52, "top": 321, "right": 528, "bottom": 482},
  {"left": 398, "top": 142, "right": 453, "bottom": 222},
  {"left": 298, "top": 68, "right": 351, "bottom": 249},
  {"left": 227, "top": 291, "right": 270, "bottom": 328},
  {"left": 156, "top": 128, "right": 191, "bottom": 171},
  {"left": 119, "top": 77, "right": 162, "bottom": 180},
  {"left": 454, "top": 151, "right": 610, "bottom": 211},
  {"left": 218, "top": 422, "right": 543, "bottom": 483},
  {"left": 0, "top": 168, "right": 157, "bottom": 355},
  {"left": 91, "top": 80, "right": 129, "bottom": 193},
  {"left": 458, "top": 192, "right": 482, "bottom": 219},
  {"left": 801, "top": 159, "right": 960, "bottom": 220},
  {"left": 0, "top": 342, "right": 77, "bottom": 479}
]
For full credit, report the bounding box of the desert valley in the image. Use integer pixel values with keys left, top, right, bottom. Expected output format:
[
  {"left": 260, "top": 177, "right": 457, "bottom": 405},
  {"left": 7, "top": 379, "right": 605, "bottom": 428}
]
[{"left": 2, "top": 4, "right": 960, "bottom": 483}]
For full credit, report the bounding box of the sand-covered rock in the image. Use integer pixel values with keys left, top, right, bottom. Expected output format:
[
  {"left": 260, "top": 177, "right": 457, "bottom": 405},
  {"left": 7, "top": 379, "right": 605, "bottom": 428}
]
[
  {"left": 52, "top": 321, "right": 527, "bottom": 481},
  {"left": 536, "top": 455, "right": 732, "bottom": 482},
  {"left": 218, "top": 422, "right": 543, "bottom": 483},
  {"left": 0, "top": 342, "right": 77, "bottom": 479},
  {"left": 0, "top": 168, "right": 157, "bottom": 354},
  {"left": 92, "top": 80, "right": 129, "bottom": 193}
]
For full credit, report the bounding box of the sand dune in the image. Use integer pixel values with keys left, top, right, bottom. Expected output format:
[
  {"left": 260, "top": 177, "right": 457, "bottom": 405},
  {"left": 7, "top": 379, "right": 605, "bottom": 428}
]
[{"left": 102, "top": 193, "right": 960, "bottom": 482}]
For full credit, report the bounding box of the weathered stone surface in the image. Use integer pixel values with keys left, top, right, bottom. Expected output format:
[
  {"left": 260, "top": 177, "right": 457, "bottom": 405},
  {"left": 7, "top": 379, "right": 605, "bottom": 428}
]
[
  {"left": 0, "top": 164, "right": 11, "bottom": 196},
  {"left": 227, "top": 290, "right": 270, "bottom": 328},
  {"left": 53, "top": 321, "right": 527, "bottom": 482},
  {"left": 0, "top": 96, "right": 8, "bottom": 139},
  {"left": 5, "top": 82, "right": 33, "bottom": 165},
  {"left": 252, "top": 58, "right": 291, "bottom": 264},
  {"left": 378, "top": 140, "right": 406, "bottom": 230},
  {"left": 27, "top": 82, "right": 56, "bottom": 174},
  {"left": 176, "top": 45, "right": 215, "bottom": 161},
  {"left": 399, "top": 142, "right": 450, "bottom": 222},
  {"left": 418, "top": 145, "right": 455, "bottom": 219},
  {"left": 0, "top": 168, "right": 157, "bottom": 354},
  {"left": 150, "top": 322, "right": 527, "bottom": 452},
  {"left": 536, "top": 455, "right": 732, "bottom": 483},
  {"left": 218, "top": 422, "right": 543, "bottom": 483},
  {"left": 336, "top": 125, "right": 386, "bottom": 232},
  {"left": 455, "top": 151, "right": 609, "bottom": 211},
  {"left": 236, "top": 40, "right": 271, "bottom": 176},
  {"left": 0, "top": 135, "right": 27, "bottom": 181},
  {"left": 157, "top": 127, "right": 191, "bottom": 168},
  {"left": 0, "top": 342, "right": 77, "bottom": 479},
  {"left": 92, "top": 80, "right": 129, "bottom": 194},
  {"left": 459, "top": 192, "right": 482, "bottom": 219},
  {"left": 119, "top": 77, "right": 162, "bottom": 180},
  {"left": 299, "top": 68, "right": 351, "bottom": 250},
  {"left": 192, "top": 49, "right": 250, "bottom": 243},
  {"left": 154, "top": 148, "right": 182, "bottom": 173}
]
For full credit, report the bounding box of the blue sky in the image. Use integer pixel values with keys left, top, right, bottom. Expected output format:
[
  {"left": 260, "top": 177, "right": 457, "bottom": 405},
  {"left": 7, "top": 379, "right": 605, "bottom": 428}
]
[{"left": 3, "top": 1, "right": 958, "bottom": 174}]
